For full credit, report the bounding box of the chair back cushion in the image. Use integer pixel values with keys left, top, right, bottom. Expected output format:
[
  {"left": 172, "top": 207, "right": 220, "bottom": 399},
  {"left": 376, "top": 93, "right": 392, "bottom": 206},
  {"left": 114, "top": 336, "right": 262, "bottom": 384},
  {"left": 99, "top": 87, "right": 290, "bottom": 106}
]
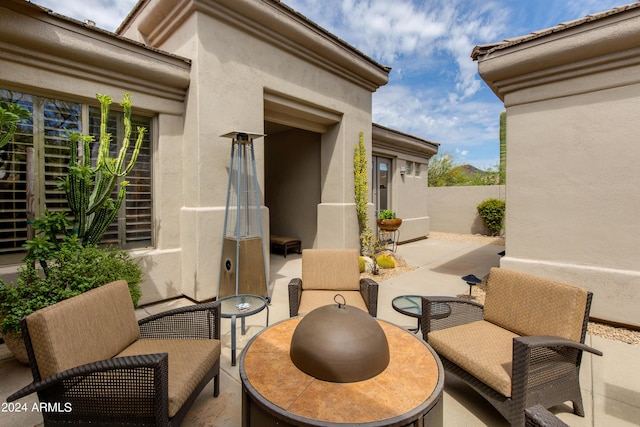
[
  {"left": 301, "top": 249, "right": 360, "bottom": 291},
  {"left": 483, "top": 268, "right": 588, "bottom": 342},
  {"left": 26, "top": 280, "right": 140, "bottom": 379}
]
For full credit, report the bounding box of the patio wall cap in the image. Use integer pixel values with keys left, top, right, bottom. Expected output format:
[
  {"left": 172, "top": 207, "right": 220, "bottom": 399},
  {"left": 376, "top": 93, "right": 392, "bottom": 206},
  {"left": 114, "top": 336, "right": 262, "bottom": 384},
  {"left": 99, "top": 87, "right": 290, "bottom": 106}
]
[
  {"left": 2, "top": 0, "right": 191, "bottom": 101},
  {"left": 372, "top": 123, "right": 439, "bottom": 160},
  {"left": 118, "top": 0, "right": 390, "bottom": 91},
  {"left": 472, "top": 2, "right": 640, "bottom": 101}
]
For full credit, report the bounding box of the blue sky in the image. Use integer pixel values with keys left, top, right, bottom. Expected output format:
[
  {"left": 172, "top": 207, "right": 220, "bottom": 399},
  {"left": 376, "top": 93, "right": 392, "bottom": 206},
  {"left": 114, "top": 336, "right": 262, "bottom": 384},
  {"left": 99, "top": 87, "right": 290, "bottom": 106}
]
[{"left": 35, "top": 0, "right": 632, "bottom": 168}]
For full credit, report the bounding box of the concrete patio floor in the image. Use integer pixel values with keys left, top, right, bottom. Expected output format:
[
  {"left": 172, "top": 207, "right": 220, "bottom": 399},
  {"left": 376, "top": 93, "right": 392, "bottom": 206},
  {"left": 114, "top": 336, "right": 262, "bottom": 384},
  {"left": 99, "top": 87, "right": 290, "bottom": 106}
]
[{"left": 2, "top": 236, "right": 639, "bottom": 426}]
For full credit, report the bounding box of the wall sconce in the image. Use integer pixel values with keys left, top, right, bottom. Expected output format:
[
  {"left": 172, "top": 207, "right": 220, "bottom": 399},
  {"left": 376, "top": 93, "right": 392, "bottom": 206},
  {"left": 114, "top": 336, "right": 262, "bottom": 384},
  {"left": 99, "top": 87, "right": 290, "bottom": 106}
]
[{"left": 400, "top": 166, "right": 406, "bottom": 176}]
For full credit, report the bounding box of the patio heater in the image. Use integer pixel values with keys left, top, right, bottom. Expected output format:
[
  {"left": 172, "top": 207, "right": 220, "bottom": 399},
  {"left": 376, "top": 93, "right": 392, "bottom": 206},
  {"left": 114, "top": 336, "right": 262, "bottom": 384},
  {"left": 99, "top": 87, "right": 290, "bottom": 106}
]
[{"left": 218, "top": 131, "right": 270, "bottom": 301}]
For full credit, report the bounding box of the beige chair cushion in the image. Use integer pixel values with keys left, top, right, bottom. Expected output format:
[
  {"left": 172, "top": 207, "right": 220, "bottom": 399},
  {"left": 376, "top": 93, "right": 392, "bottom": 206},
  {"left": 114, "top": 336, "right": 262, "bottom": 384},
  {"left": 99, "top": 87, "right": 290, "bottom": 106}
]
[
  {"left": 118, "top": 339, "right": 221, "bottom": 418},
  {"left": 429, "top": 320, "right": 519, "bottom": 397},
  {"left": 301, "top": 249, "right": 360, "bottom": 291},
  {"left": 483, "top": 268, "right": 588, "bottom": 342},
  {"left": 26, "top": 280, "right": 140, "bottom": 379},
  {"left": 297, "top": 290, "right": 368, "bottom": 316}
]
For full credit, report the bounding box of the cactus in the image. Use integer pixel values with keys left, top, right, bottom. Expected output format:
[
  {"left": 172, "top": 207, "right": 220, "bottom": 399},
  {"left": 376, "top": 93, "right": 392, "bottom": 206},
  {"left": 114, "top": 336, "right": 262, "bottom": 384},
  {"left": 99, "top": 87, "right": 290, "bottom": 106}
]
[
  {"left": 62, "top": 93, "right": 146, "bottom": 246},
  {"left": 376, "top": 253, "right": 396, "bottom": 269},
  {"left": 354, "top": 131, "right": 374, "bottom": 256}
]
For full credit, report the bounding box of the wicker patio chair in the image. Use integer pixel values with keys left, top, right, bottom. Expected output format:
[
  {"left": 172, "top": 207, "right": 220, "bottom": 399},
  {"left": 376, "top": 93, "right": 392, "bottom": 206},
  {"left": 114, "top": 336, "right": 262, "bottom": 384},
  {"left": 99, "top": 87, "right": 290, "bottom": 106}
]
[
  {"left": 288, "top": 248, "right": 378, "bottom": 317},
  {"left": 421, "top": 268, "right": 602, "bottom": 426},
  {"left": 6, "top": 280, "right": 221, "bottom": 426},
  {"left": 525, "top": 405, "right": 570, "bottom": 427}
]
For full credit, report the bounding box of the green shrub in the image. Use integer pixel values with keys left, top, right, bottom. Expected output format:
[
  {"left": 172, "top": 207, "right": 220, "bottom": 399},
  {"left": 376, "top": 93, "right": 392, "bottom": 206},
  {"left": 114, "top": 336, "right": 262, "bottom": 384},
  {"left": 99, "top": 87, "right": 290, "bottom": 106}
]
[
  {"left": 376, "top": 253, "right": 396, "bottom": 269},
  {"left": 0, "top": 241, "right": 142, "bottom": 334},
  {"left": 378, "top": 209, "right": 396, "bottom": 220},
  {"left": 477, "top": 198, "right": 506, "bottom": 236},
  {"left": 358, "top": 256, "right": 365, "bottom": 273}
]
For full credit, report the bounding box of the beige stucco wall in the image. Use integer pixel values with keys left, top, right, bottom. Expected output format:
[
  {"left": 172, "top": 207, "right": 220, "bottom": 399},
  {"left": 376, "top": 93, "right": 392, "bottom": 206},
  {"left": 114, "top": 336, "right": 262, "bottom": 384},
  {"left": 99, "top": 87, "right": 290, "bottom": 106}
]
[
  {"left": 372, "top": 125, "right": 438, "bottom": 243},
  {"left": 121, "top": 0, "right": 389, "bottom": 300},
  {"left": 429, "top": 186, "right": 506, "bottom": 235},
  {"left": 475, "top": 9, "right": 640, "bottom": 326},
  {"left": 0, "top": 1, "right": 192, "bottom": 305}
]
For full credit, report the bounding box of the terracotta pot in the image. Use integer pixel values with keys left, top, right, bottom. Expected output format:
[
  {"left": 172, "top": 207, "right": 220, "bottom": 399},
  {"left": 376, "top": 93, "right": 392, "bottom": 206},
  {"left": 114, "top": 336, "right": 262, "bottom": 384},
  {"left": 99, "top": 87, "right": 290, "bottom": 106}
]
[
  {"left": 377, "top": 218, "right": 402, "bottom": 231},
  {"left": 2, "top": 331, "right": 29, "bottom": 365}
]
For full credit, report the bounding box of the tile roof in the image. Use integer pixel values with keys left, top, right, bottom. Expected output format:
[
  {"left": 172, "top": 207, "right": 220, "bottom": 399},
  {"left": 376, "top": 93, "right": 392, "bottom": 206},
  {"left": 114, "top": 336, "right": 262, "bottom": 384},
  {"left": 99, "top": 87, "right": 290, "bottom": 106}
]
[{"left": 472, "top": 1, "right": 640, "bottom": 60}]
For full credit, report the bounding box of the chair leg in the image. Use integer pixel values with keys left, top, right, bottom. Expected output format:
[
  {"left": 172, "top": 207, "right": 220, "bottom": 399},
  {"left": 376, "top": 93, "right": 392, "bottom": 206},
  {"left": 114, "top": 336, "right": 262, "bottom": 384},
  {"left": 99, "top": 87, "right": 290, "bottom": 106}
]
[
  {"left": 214, "top": 374, "right": 220, "bottom": 397},
  {"left": 572, "top": 398, "right": 585, "bottom": 417}
]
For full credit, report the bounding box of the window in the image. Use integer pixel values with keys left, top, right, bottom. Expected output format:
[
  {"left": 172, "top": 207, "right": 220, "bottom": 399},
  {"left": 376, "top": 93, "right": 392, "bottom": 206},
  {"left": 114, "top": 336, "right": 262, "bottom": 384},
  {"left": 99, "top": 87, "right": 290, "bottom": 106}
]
[
  {"left": 406, "top": 161, "right": 413, "bottom": 176},
  {"left": 0, "top": 90, "right": 153, "bottom": 264},
  {"left": 415, "top": 163, "right": 421, "bottom": 177}
]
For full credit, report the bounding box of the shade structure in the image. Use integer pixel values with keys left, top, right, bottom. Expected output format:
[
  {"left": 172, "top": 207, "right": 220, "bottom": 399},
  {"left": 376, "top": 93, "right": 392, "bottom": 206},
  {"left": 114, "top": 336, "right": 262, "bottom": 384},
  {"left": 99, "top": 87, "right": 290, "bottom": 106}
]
[{"left": 218, "top": 132, "right": 270, "bottom": 300}]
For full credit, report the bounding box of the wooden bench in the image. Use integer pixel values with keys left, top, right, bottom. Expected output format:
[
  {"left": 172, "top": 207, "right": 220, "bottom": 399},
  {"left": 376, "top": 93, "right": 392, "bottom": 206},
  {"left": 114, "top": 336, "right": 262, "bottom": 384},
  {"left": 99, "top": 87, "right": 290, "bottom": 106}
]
[{"left": 270, "top": 235, "right": 301, "bottom": 258}]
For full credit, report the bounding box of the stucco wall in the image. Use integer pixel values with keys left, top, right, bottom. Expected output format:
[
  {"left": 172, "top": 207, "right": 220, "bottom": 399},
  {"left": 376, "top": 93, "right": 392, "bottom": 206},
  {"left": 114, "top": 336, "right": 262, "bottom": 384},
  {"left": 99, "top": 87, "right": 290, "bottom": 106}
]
[
  {"left": 121, "top": 0, "right": 387, "bottom": 300},
  {"left": 476, "top": 9, "right": 640, "bottom": 327},
  {"left": 429, "top": 186, "right": 506, "bottom": 235}
]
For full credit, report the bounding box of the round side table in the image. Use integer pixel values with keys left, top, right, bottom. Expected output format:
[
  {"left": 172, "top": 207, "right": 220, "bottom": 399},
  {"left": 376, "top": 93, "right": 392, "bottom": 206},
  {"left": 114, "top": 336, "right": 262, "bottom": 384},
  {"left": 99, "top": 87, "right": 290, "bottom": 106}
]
[{"left": 218, "top": 294, "right": 269, "bottom": 366}]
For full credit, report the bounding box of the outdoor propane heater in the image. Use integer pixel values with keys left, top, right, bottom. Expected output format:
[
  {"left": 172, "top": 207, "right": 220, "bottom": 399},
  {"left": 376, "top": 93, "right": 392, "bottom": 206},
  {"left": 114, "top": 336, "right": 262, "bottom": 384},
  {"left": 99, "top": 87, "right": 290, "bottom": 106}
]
[{"left": 218, "top": 131, "right": 270, "bottom": 301}]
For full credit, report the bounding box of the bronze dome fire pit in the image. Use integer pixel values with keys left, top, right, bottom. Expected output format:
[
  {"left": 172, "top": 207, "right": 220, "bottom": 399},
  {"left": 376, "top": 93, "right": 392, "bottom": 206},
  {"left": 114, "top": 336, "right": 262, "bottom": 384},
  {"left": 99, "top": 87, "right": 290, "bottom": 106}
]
[{"left": 290, "top": 295, "right": 390, "bottom": 383}]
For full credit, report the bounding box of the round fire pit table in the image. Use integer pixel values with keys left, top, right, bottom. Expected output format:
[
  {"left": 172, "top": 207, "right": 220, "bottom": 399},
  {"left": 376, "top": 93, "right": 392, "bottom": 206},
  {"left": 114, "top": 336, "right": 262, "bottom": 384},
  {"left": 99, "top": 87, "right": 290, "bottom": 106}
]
[{"left": 239, "top": 317, "right": 444, "bottom": 427}]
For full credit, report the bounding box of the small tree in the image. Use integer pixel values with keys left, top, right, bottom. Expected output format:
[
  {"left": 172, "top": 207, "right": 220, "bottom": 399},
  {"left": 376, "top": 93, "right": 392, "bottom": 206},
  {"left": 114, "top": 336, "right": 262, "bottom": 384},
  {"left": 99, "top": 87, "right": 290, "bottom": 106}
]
[{"left": 477, "top": 198, "right": 506, "bottom": 236}]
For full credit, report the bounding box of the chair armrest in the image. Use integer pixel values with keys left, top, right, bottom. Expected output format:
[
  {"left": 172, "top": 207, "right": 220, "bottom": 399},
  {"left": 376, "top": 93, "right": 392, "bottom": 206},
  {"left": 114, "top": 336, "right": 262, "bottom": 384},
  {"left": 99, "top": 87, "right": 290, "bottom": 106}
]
[
  {"left": 288, "top": 278, "right": 302, "bottom": 317},
  {"left": 359, "top": 278, "right": 379, "bottom": 317},
  {"left": 139, "top": 301, "right": 220, "bottom": 340},
  {"left": 7, "top": 353, "right": 168, "bottom": 415},
  {"left": 515, "top": 335, "right": 603, "bottom": 357},
  {"left": 421, "top": 296, "right": 484, "bottom": 341},
  {"left": 511, "top": 335, "right": 603, "bottom": 398}
]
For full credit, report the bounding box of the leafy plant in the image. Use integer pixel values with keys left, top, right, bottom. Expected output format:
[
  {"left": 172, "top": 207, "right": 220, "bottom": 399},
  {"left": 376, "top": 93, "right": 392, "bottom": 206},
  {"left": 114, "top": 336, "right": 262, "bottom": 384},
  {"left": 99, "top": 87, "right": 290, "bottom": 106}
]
[
  {"left": 0, "top": 240, "right": 142, "bottom": 334},
  {"left": 378, "top": 209, "right": 396, "bottom": 220},
  {"left": 477, "top": 198, "right": 506, "bottom": 236},
  {"left": 0, "top": 100, "right": 31, "bottom": 148}
]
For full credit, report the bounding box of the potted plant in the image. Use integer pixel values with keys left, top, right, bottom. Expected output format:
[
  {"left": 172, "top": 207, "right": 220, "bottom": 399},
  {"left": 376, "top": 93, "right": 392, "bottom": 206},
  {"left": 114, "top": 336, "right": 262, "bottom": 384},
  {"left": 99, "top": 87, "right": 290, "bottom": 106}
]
[{"left": 377, "top": 209, "right": 402, "bottom": 231}]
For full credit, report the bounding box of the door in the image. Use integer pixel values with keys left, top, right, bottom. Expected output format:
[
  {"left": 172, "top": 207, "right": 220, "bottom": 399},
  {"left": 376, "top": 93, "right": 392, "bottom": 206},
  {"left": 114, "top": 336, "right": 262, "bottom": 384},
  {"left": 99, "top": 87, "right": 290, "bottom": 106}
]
[{"left": 373, "top": 156, "right": 392, "bottom": 218}]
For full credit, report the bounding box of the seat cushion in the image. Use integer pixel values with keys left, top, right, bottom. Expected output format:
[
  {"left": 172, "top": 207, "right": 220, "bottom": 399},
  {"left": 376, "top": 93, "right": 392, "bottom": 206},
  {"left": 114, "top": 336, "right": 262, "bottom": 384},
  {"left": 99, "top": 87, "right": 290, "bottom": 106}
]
[
  {"left": 117, "top": 339, "right": 221, "bottom": 418},
  {"left": 428, "top": 320, "right": 519, "bottom": 397},
  {"left": 26, "top": 280, "right": 140, "bottom": 379},
  {"left": 483, "top": 268, "right": 589, "bottom": 342},
  {"left": 301, "top": 249, "right": 360, "bottom": 291},
  {"left": 298, "top": 290, "right": 368, "bottom": 316}
]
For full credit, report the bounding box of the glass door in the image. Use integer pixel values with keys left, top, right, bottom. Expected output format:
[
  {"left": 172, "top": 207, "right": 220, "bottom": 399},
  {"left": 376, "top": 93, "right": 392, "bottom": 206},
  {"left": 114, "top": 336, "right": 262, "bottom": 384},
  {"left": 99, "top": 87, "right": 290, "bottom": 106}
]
[{"left": 372, "top": 156, "right": 391, "bottom": 218}]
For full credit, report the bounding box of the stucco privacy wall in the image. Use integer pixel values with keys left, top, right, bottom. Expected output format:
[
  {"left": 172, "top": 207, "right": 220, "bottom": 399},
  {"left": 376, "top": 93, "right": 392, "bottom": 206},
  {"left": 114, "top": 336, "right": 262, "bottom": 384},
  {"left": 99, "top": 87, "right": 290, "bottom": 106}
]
[
  {"left": 429, "top": 186, "right": 505, "bottom": 235},
  {"left": 120, "top": 0, "right": 390, "bottom": 300},
  {"left": 0, "top": 1, "right": 191, "bottom": 305},
  {"left": 474, "top": 5, "right": 640, "bottom": 327},
  {"left": 372, "top": 124, "right": 439, "bottom": 242}
]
